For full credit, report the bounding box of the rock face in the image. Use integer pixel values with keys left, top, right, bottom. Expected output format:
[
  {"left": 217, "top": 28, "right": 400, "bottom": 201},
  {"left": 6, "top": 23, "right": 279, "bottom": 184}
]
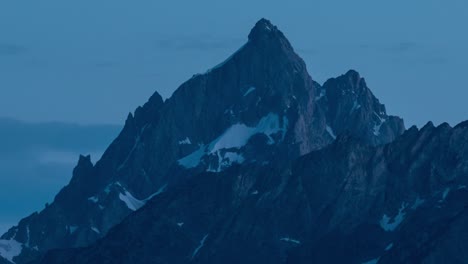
[
  {"left": 36, "top": 123, "right": 468, "bottom": 264},
  {"left": 0, "top": 19, "right": 408, "bottom": 264}
]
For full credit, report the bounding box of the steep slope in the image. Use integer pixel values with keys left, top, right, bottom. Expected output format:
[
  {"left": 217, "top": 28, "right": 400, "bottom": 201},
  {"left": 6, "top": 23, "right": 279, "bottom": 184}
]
[
  {"left": 37, "top": 123, "right": 468, "bottom": 264},
  {"left": 0, "top": 19, "right": 404, "bottom": 264},
  {"left": 318, "top": 70, "right": 404, "bottom": 146}
]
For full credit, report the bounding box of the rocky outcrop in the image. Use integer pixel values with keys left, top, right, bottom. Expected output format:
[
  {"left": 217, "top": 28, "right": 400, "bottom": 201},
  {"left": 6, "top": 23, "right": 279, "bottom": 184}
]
[{"left": 319, "top": 70, "right": 404, "bottom": 146}]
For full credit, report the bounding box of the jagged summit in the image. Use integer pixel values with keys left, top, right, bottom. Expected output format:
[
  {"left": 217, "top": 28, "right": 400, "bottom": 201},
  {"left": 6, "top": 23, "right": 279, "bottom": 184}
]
[
  {"left": 246, "top": 18, "right": 295, "bottom": 54},
  {"left": 248, "top": 18, "right": 278, "bottom": 40},
  {"left": 344, "top": 69, "right": 362, "bottom": 82}
]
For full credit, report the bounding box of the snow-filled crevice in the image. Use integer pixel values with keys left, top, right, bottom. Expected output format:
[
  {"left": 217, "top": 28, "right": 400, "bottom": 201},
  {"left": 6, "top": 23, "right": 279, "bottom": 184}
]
[
  {"left": 243, "top": 87, "right": 256, "bottom": 97},
  {"left": 117, "top": 124, "right": 149, "bottom": 171},
  {"left": 379, "top": 203, "right": 407, "bottom": 232},
  {"left": 326, "top": 125, "right": 336, "bottom": 140},
  {"left": 119, "top": 184, "right": 167, "bottom": 211},
  {"left": 373, "top": 112, "right": 386, "bottom": 136},
  {"left": 191, "top": 234, "right": 208, "bottom": 259}
]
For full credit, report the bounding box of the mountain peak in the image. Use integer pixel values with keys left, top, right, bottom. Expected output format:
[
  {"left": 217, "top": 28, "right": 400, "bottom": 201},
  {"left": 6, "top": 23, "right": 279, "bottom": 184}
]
[
  {"left": 248, "top": 18, "right": 287, "bottom": 44},
  {"left": 344, "top": 69, "right": 361, "bottom": 80},
  {"left": 249, "top": 18, "right": 275, "bottom": 36}
]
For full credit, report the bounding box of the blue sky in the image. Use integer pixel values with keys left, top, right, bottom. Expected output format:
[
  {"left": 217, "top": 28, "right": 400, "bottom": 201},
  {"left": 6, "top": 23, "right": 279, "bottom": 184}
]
[
  {"left": 1, "top": 0, "right": 467, "bottom": 127},
  {"left": 0, "top": 119, "right": 120, "bottom": 234}
]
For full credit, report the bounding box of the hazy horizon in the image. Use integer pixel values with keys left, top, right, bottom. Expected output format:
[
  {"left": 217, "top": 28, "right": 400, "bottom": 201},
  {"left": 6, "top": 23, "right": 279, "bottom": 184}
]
[{"left": 0, "top": 119, "right": 120, "bottom": 234}]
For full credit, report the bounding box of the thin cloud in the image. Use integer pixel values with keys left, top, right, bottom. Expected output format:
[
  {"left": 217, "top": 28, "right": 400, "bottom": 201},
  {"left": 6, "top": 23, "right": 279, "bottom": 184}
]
[{"left": 0, "top": 43, "right": 27, "bottom": 56}]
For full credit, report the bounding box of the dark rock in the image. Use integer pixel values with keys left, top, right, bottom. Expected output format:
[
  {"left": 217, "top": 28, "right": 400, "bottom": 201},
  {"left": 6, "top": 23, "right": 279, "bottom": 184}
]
[{"left": 1, "top": 18, "right": 407, "bottom": 264}]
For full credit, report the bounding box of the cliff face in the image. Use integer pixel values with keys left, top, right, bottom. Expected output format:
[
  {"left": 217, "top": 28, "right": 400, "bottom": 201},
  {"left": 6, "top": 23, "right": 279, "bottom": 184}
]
[
  {"left": 1, "top": 19, "right": 406, "bottom": 264},
  {"left": 38, "top": 122, "right": 468, "bottom": 264}
]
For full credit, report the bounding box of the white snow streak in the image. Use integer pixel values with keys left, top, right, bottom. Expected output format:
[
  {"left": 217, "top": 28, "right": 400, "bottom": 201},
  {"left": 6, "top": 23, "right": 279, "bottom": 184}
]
[
  {"left": 117, "top": 125, "right": 148, "bottom": 171},
  {"left": 91, "top": 227, "right": 100, "bottom": 234},
  {"left": 191, "top": 234, "right": 208, "bottom": 259},
  {"left": 385, "top": 243, "right": 394, "bottom": 251},
  {"left": 119, "top": 184, "right": 167, "bottom": 211},
  {"left": 119, "top": 191, "right": 145, "bottom": 211},
  {"left": 373, "top": 113, "right": 386, "bottom": 136},
  {"left": 178, "top": 137, "right": 192, "bottom": 145},
  {"left": 243, "top": 87, "right": 256, "bottom": 97},
  {"left": 380, "top": 203, "right": 407, "bottom": 232},
  {"left": 326, "top": 125, "right": 336, "bottom": 140},
  {"left": 280, "top": 237, "right": 301, "bottom": 245},
  {"left": 442, "top": 188, "right": 450, "bottom": 200}
]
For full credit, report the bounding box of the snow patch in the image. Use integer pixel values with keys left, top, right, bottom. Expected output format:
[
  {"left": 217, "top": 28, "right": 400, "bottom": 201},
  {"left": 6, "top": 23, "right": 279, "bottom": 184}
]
[
  {"left": 0, "top": 239, "right": 22, "bottom": 263},
  {"left": 178, "top": 145, "right": 207, "bottom": 169},
  {"left": 191, "top": 234, "right": 208, "bottom": 259},
  {"left": 146, "top": 184, "right": 168, "bottom": 201},
  {"left": 178, "top": 113, "right": 287, "bottom": 169},
  {"left": 380, "top": 203, "right": 407, "bottom": 232},
  {"left": 119, "top": 191, "right": 145, "bottom": 211},
  {"left": 208, "top": 151, "right": 245, "bottom": 172},
  {"left": 209, "top": 113, "right": 285, "bottom": 152},
  {"left": 91, "top": 227, "right": 100, "bottom": 234},
  {"left": 326, "top": 125, "right": 336, "bottom": 140},
  {"left": 88, "top": 196, "right": 98, "bottom": 203},
  {"left": 178, "top": 137, "right": 192, "bottom": 145},
  {"left": 280, "top": 237, "right": 301, "bottom": 245},
  {"left": 251, "top": 190, "right": 259, "bottom": 195},
  {"left": 243, "top": 87, "right": 256, "bottom": 97},
  {"left": 411, "top": 197, "right": 425, "bottom": 209},
  {"left": 373, "top": 113, "right": 386, "bottom": 136},
  {"left": 442, "top": 188, "right": 450, "bottom": 200},
  {"left": 351, "top": 101, "right": 361, "bottom": 112},
  {"left": 385, "top": 243, "right": 394, "bottom": 251},
  {"left": 315, "top": 89, "right": 325, "bottom": 101},
  {"left": 119, "top": 184, "right": 167, "bottom": 211},
  {"left": 223, "top": 151, "right": 245, "bottom": 164},
  {"left": 177, "top": 222, "right": 184, "bottom": 227}
]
